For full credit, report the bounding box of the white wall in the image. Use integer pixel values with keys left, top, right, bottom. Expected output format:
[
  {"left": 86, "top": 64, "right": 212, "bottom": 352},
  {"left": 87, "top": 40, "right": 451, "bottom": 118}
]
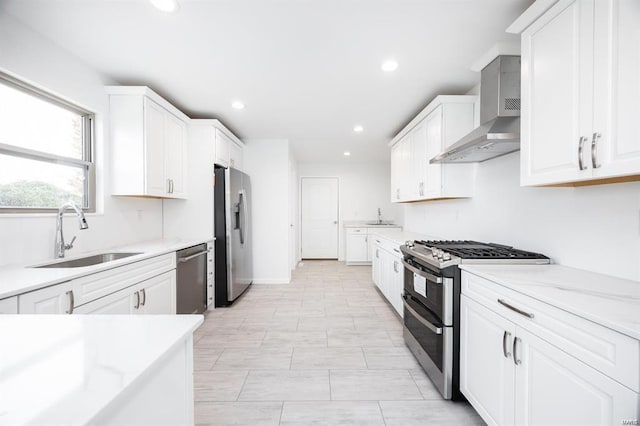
[
  {"left": 403, "top": 151, "right": 640, "bottom": 281},
  {"left": 298, "top": 161, "right": 402, "bottom": 261},
  {"left": 0, "top": 13, "right": 163, "bottom": 266},
  {"left": 243, "top": 139, "right": 292, "bottom": 284}
]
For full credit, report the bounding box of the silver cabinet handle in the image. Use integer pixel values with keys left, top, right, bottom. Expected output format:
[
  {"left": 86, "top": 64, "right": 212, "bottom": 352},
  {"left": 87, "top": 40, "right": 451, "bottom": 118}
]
[
  {"left": 393, "top": 248, "right": 401, "bottom": 254},
  {"left": 178, "top": 250, "right": 208, "bottom": 262},
  {"left": 65, "top": 290, "right": 74, "bottom": 314},
  {"left": 578, "top": 136, "right": 588, "bottom": 170},
  {"left": 141, "top": 288, "right": 146, "bottom": 306},
  {"left": 513, "top": 337, "right": 521, "bottom": 365},
  {"left": 403, "top": 298, "right": 442, "bottom": 334},
  {"left": 375, "top": 249, "right": 379, "bottom": 259},
  {"left": 396, "top": 188, "right": 400, "bottom": 200},
  {"left": 498, "top": 299, "right": 534, "bottom": 318},
  {"left": 167, "top": 178, "right": 171, "bottom": 193},
  {"left": 502, "top": 331, "right": 512, "bottom": 358},
  {"left": 591, "top": 132, "right": 601, "bottom": 169},
  {"left": 393, "top": 260, "right": 398, "bottom": 273},
  {"left": 365, "top": 236, "right": 368, "bottom": 243},
  {"left": 134, "top": 291, "right": 140, "bottom": 309}
]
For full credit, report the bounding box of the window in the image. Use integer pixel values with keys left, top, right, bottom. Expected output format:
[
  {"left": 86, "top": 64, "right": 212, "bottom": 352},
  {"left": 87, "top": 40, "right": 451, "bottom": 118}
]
[{"left": 0, "top": 72, "right": 95, "bottom": 212}]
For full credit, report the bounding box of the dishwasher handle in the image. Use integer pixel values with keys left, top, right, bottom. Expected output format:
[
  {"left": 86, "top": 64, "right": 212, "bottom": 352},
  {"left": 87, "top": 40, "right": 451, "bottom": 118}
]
[{"left": 178, "top": 250, "right": 208, "bottom": 263}]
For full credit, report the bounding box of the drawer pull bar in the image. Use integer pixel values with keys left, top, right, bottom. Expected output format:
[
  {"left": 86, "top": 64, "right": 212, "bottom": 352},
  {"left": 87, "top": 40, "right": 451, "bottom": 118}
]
[
  {"left": 502, "top": 331, "right": 512, "bottom": 358},
  {"left": 498, "top": 299, "right": 534, "bottom": 319}
]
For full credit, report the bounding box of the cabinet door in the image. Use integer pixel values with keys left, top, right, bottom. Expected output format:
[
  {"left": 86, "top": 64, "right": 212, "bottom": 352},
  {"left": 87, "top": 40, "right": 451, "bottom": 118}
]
[
  {"left": 229, "top": 142, "right": 243, "bottom": 171},
  {"left": 514, "top": 326, "right": 640, "bottom": 426},
  {"left": 346, "top": 233, "right": 368, "bottom": 262},
  {"left": 592, "top": 0, "right": 640, "bottom": 179},
  {"left": 372, "top": 244, "right": 381, "bottom": 287},
  {"left": 0, "top": 297, "right": 18, "bottom": 314},
  {"left": 389, "top": 255, "right": 404, "bottom": 317},
  {"left": 460, "top": 295, "right": 516, "bottom": 426},
  {"left": 215, "top": 129, "right": 231, "bottom": 168},
  {"left": 390, "top": 143, "right": 402, "bottom": 202},
  {"left": 164, "top": 112, "right": 188, "bottom": 198},
  {"left": 521, "top": 0, "right": 594, "bottom": 186},
  {"left": 140, "top": 271, "right": 176, "bottom": 314},
  {"left": 423, "top": 107, "right": 443, "bottom": 198},
  {"left": 18, "top": 282, "right": 74, "bottom": 314},
  {"left": 144, "top": 98, "right": 167, "bottom": 196},
  {"left": 411, "top": 121, "right": 428, "bottom": 199}
]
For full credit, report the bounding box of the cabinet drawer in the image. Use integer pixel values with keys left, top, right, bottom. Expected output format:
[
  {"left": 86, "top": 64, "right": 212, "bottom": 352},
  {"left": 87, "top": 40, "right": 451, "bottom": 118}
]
[
  {"left": 346, "top": 227, "right": 367, "bottom": 234},
  {"left": 372, "top": 236, "right": 403, "bottom": 256},
  {"left": 462, "top": 271, "right": 640, "bottom": 392},
  {"left": 72, "top": 253, "right": 176, "bottom": 307}
]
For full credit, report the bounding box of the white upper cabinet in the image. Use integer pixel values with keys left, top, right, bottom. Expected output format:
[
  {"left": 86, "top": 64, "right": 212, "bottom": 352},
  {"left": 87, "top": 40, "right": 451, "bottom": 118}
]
[
  {"left": 107, "top": 86, "right": 188, "bottom": 199},
  {"left": 514, "top": 0, "right": 640, "bottom": 186},
  {"left": 390, "top": 95, "right": 477, "bottom": 203},
  {"left": 214, "top": 126, "right": 244, "bottom": 170}
]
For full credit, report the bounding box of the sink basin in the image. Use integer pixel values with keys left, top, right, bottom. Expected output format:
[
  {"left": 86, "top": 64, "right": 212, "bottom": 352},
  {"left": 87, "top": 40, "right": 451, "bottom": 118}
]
[
  {"left": 32, "top": 252, "right": 142, "bottom": 268},
  {"left": 364, "top": 222, "right": 396, "bottom": 226}
]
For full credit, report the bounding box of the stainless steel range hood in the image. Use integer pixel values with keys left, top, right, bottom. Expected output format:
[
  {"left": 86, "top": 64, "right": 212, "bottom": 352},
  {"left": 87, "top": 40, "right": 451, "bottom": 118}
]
[{"left": 431, "top": 55, "right": 521, "bottom": 164}]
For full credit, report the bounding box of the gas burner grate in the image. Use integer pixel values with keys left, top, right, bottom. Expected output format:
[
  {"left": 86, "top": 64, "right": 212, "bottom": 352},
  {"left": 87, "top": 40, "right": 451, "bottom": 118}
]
[{"left": 416, "top": 240, "right": 548, "bottom": 260}]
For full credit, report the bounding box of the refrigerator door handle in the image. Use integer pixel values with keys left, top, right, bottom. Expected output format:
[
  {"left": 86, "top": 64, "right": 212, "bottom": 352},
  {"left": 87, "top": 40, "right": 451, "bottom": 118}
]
[
  {"left": 239, "top": 189, "right": 249, "bottom": 246},
  {"left": 238, "top": 190, "right": 245, "bottom": 245}
]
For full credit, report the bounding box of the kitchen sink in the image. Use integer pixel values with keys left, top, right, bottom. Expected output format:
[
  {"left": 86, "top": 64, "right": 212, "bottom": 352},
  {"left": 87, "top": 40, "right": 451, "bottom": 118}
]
[{"left": 32, "top": 252, "right": 143, "bottom": 268}]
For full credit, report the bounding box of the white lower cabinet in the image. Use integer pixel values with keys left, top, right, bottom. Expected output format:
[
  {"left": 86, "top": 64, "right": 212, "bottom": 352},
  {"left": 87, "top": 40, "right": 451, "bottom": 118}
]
[
  {"left": 0, "top": 296, "right": 18, "bottom": 314},
  {"left": 461, "top": 293, "right": 639, "bottom": 426},
  {"left": 372, "top": 238, "right": 404, "bottom": 318},
  {"left": 75, "top": 271, "right": 176, "bottom": 315},
  {"left": 346, "top": 227, "right": 401, "bottom": 265},
  {"left": 18, "top": 253, "right": 177, "bottom": 315}
]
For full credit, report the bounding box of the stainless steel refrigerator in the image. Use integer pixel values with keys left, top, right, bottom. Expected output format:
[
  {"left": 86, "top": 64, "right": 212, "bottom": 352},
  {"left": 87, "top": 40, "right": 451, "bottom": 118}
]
[{"left": 214, "top": 165, "right": 253, "bottom": 306}]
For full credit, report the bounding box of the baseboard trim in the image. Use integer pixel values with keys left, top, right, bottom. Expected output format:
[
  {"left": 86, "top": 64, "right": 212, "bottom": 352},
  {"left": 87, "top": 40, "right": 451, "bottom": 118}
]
[{"left": 252, "top": 278, "right": 291, "bottom": 285}]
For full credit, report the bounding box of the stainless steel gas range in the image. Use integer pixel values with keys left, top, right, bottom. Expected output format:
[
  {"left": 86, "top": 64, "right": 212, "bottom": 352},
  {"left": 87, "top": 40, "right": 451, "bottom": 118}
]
[{"left": 400, "top": 240, "right": 550, "bottom": 400}]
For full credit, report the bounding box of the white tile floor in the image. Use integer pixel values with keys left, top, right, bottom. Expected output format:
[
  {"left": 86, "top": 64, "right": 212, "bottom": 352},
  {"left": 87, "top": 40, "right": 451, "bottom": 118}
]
[{"left": 193, "top": 260, "right": 484, "bottom": 425}]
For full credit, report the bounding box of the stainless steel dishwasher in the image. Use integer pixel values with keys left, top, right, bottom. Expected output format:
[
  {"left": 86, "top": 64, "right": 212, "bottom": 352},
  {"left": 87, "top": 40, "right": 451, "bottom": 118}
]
[{"left": 176, "top": 243, "right": 208, "bottom": 314}]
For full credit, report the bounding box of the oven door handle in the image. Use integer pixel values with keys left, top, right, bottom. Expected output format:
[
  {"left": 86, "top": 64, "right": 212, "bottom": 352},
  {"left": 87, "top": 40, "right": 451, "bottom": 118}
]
[
  {"left": 402, "top": 260, "right": 443, "bottom": 284},
  {"left": 403, "top": 297, "right": 443, "bottom": 335}
]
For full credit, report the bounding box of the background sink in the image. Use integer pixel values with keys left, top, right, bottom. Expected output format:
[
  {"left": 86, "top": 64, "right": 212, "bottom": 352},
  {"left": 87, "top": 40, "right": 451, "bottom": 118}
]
[{"left": 33, "top": 252, "right": 142, "bottom": 268}]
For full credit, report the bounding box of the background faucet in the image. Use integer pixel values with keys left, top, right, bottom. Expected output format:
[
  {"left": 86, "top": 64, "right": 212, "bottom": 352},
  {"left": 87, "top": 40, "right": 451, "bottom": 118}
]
[{"left": 55, "top": 201, "right": 89, "bottom": 258}]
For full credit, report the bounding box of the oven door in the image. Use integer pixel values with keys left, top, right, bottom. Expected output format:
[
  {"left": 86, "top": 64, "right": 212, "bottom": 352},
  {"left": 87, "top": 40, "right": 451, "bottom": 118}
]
[
  {"left": 403, "top": 259, "right": 453, "bottom": 325},
  {"left": 403, "top": 293, "right": 453, "bottom": 399}
]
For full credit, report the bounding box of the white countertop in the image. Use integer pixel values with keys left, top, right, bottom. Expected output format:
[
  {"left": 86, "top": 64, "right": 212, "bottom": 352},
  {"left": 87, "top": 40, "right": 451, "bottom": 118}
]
[
  {"left": 460, "top": 264, "right": 640, "bottom": 341},
  {"left": 0, "top": 314, "right": 203, "bottom": 425},
  {"left": 342, "top": 221, "right": 402, "bottom": 228},
  {"left": 368, "top": 229, "right": 439, "bottom": 246},
  {"left": 0, "top": 238, "right": 209, "bottom": 300}
]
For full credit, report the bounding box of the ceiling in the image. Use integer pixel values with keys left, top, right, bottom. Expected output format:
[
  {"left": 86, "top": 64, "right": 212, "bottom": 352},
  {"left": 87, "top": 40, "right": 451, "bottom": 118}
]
[{"left": 1, "top": 0, "right": 533, "bottom": 162}]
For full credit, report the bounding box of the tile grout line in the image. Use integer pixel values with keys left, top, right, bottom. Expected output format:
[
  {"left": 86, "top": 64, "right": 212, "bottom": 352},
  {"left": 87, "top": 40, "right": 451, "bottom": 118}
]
[{"left": 376, "top": 400, "right": 388, "bottom": 426}]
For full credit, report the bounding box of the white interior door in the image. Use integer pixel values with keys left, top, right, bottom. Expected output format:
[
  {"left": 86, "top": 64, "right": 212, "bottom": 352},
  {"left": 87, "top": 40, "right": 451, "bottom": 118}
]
[{"left": 301, "top": 177, "right": 338, "bottom": 259}]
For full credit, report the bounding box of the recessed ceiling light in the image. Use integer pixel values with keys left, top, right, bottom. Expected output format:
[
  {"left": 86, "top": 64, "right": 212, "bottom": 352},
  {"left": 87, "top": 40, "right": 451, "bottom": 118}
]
[
  {"left": 149, "top": 0, "right": 179, "bottom": 13},
  {"left": 381, "top": 60, "right": 399, "bottom": 72},
  {"left": 231, "top": 101, "right": 245, "bottom": 110},
  {"left": 353, "top": 125, "right": 364, "bottom": 133},
  {"left": 344, "top": 151, "right": 351, "bottom": 157}
]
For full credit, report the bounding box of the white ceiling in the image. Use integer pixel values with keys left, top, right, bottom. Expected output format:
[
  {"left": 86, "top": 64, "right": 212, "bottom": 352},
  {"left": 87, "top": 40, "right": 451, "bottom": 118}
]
[{"left": 1, "top": 0, "right": 533, "bottom": 162}]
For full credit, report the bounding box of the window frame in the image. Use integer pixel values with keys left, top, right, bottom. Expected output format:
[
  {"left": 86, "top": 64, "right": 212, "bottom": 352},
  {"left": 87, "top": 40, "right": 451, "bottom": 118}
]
[{"left": 0, "top": 72, "right": 96, "bottom": 213}]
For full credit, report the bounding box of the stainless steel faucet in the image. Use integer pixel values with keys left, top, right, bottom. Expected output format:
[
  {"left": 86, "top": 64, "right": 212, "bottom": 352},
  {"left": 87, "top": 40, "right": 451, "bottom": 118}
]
[
  {"left": 377, "top": 208, "right": 382, "bottom": 224},
  {"left": 55, "top": 201, "right": 89, "bottom": 258}
]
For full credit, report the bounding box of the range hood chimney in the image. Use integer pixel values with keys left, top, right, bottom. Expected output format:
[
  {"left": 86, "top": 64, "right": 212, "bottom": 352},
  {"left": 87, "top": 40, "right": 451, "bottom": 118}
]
[{"left": 430, "top": 55, "right": 521, "bottom": 164}]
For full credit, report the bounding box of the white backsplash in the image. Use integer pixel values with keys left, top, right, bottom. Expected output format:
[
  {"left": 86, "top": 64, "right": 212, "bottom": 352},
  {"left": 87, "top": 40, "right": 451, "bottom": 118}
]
[{"left": 403, "top": 151, "right": 640, "bottom": 281}]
